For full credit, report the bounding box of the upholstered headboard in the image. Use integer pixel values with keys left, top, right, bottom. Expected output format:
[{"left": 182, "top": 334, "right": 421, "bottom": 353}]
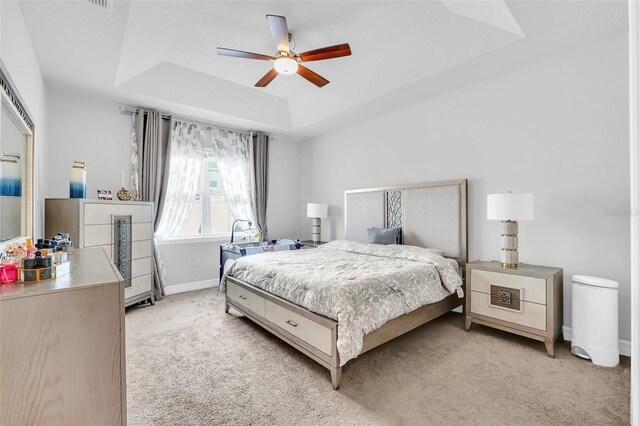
[{"left": 344, "top": 180, "right": 468, "bottom": 266}]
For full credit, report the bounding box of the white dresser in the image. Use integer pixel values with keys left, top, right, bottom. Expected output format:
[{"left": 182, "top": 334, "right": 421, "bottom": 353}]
[{"left": 45, "top": 198, "right": 155, "bottom": 306}]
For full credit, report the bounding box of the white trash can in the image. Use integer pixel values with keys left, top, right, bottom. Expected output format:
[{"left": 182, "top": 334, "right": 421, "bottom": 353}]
[{"left": 571, "top": 275, "right": 619, "bottom": 367}]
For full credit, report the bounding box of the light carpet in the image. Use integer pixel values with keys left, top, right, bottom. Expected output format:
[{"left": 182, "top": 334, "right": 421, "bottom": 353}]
[{"left": 126, "top": 288, "right": 629, "bottom": 425}]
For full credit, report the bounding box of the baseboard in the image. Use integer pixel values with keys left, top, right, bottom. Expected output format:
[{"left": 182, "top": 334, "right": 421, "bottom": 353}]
[
  {"left": 164, "top": 279, "right": 218, "bottom": 296},
  {"left": 562, "top": 326, "right": 631, "bottom": 357}
]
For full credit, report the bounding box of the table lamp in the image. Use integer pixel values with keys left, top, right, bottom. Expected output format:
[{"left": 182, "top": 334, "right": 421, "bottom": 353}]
[
  {"left": 307, "top": 203, "right": 328, "bottom": 244},
  {"left": 487, "top": 193, "right": 534, "bottom": 268}
]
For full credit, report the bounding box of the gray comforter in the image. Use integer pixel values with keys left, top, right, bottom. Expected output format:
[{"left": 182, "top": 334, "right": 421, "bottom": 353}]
[{"left": 220, "top": 240, "right": 463, "bottom": 365}]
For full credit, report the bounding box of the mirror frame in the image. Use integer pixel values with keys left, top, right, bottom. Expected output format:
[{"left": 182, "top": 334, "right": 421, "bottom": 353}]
[{"left": 1, "top": 60, "right": 35, "bottom": 240}]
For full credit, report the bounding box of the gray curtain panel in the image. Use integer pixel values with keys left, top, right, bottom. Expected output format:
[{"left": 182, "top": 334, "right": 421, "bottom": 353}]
[
  {"left": 251, "top": 133, "right": 269, "bottom": 240},
  {"left": 135, "top": 108, "right": 171, "bottom": 301}
]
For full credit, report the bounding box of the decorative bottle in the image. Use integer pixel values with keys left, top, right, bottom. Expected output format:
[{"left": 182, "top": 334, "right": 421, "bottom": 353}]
[
  {"left": 69, "top": 160, "right": 86, "bottom": 198},
  {"left": 0, "top": 153, "right": 22, "bottom": 197}
]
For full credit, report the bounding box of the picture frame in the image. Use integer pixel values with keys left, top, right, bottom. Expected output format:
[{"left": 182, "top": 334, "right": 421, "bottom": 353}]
[{"left": 97, "top": 189, "right": 112, "bottom": 200}]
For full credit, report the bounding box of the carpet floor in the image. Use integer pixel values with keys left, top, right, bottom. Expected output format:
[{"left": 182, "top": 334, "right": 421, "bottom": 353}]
[{"left": 126, "top": 288, "right": 630, "bottom": 425}]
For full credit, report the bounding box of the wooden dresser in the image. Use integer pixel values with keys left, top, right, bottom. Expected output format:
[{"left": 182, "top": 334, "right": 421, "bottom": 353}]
[
  {"left": 0, "top": 247, "right": 126, "bottom": 425},
  {"left": 465, "top": 261, "right": 563, "bottom": 357},
  {"left": 45, "top": 198, "right": 154, "bottom": 306}
]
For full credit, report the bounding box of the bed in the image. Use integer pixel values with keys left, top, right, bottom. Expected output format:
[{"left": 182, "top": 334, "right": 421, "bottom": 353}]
[{"left": 222, "top": 179, "right": 468, "bottom": 389}]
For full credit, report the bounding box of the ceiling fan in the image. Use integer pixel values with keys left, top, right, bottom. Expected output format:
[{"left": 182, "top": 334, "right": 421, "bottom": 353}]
[{"left": 217, "top": 14, "right": 351, "bottom": 88}]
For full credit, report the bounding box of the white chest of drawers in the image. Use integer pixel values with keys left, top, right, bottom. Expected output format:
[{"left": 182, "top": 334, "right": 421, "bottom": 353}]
[{"left": 45, "top": 198, "right": 155, "bottom": 306}]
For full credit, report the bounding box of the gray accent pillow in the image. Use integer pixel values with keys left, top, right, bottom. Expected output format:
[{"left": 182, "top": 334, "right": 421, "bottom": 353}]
[{"left": 367, "top": 227, "right": 402, "bottom": 245}]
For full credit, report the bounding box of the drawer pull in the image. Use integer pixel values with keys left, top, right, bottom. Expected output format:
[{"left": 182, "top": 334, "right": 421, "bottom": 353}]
[
  {"left": 490, "top": 284, "right": 522, "bottom": 312},
  {"left": 285, "top": 320, "right": 298, "bottom": 327},
  {"left": 497, "top": 290, "right": 512, "bottom": 305},
  {"left": 239, "top": 294, "right": 247, "bottom": 300}
]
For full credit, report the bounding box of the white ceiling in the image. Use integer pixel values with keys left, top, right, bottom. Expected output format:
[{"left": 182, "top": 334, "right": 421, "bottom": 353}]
[{"left": 18, "top": 0, "right": 627, "bottom": 139}]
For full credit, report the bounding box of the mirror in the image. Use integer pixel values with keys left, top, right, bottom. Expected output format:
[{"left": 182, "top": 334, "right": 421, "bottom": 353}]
[{"left": 0, "top": 63, "right": 34, "bottom": 242}]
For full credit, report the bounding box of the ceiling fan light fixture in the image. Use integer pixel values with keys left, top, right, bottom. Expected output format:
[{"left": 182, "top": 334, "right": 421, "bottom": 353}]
[
  {"left": 218, "top": 14, "right": 351, "bottom": 87},
  {"left": 274, "top": 56, "right": 298, "bottom": 75}
]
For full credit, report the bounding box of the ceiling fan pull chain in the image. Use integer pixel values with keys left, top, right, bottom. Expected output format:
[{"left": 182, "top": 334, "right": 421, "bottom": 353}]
[{"left": 289, "top": 33, "right": 296, "bottom": 51}]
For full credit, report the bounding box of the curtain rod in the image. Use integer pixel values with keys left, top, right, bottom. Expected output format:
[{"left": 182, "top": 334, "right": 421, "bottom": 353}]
[
  {"left": 118, "top": 106, "right": 266, "bottom": 136},
  {"left": 119, "top": 106, "right": 170, "bottom": 120}
]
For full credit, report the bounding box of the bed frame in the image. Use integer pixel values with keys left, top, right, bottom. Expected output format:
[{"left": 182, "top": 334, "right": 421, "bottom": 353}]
[{"left": 225, "top": 179, "right": 468, "bottom": 389}]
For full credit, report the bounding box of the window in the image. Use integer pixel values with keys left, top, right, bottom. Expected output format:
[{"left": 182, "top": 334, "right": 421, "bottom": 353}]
[{"left": 177, "top": 154, "right": 237, "bottom": 237}]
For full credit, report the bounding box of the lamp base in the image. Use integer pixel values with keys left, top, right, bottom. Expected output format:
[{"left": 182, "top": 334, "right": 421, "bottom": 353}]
[
  {"left": 312, "top": 218, "right": 321, "bottom": 244},
  {"left": 501, "top": 220, "right": 518, "bottom": 268}
]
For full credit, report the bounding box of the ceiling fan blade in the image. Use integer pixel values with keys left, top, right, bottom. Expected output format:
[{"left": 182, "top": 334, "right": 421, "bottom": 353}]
[
  {"left": 296, "top": 44, "right": 352, "bottom": 62},
  {"left": 255, "top": 68, "right": 278, "bottom": 87},
  {"left": 266, "top": 14, "right": 290, "bottom": 53},
  {"left": 217, "top": 48, "right": 273, "bottom": 61},
  {"left": 297, "top": 65, "right": 329, "bottom": 88}
]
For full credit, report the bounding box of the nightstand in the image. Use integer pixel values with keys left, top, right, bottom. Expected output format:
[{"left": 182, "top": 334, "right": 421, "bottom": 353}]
[
  {"left": 465, "top": 261, "right": 563, "bottom": 357},
  {"left": 300, "top": 240, "right": 328, "bottom": 248}
]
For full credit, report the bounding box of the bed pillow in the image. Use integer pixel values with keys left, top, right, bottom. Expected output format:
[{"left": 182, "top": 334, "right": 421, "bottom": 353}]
[
  {"left": 426, "top": 248, "right": 446, "bottom": 256},
  {"left": 367, "top": 227, "right": 402, "bottom": 245}
]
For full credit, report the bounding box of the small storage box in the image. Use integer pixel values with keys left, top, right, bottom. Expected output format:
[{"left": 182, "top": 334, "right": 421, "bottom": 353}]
[
  {"left": 20, "top": 262, "right": 71, "bottom": 283},
  {"left": 20, "top": 266, "right": 56, "bottom": 282}
]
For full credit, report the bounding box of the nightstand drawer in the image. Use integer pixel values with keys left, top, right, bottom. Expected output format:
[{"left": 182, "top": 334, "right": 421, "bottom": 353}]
[
  {"left": 470, "top": 290, "right": 546, "bottom": 331},
  {"left": 470, "top": 269, "right": 546, "bottom": 305}
]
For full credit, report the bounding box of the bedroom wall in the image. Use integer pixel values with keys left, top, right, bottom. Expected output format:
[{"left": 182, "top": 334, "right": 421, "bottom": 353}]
[
  {"left": 46, "top": 88, "right": 132, "bottom": 198},
  {"left": 45, "top": 88, "right": 301, "bottom": 291},
  {"left": 1, "top": 0, "right": 49, "bottom": 237},
  {"left": 297, "top": 34, "right": 631, "bottom": 341}
]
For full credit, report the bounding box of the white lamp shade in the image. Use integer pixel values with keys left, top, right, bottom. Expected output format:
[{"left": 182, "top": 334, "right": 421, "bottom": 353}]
[
  {"left": 307, "top": 203, "right": 328, "bottom": 218},
  {"left": 487, "top": 193, "right": 534, "bottom": 220}
]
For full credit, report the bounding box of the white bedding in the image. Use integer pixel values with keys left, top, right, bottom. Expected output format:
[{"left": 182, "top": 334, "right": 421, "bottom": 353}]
[{"left": 221, "top": 240, "right": 463, "bottom": 365}]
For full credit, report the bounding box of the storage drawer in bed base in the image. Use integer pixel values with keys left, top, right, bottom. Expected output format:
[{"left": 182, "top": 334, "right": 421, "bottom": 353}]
[
  {"left": 224, "top": 276, "right": 464, "bottom": 390},
  {"left": 225, "top": 277, "right": 339, "bottom": 370}
]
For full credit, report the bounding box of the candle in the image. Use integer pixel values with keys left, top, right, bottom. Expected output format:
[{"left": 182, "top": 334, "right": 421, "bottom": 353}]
[{"left": 121, "top": 170, "right": 124, "bottom": 188}]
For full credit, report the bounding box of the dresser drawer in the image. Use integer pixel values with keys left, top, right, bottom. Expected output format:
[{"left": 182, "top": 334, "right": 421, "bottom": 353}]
[
  {"left": 132, "top": 257, "right": 151, "bottom": 278},
  {"left": 84, "top": 203, "right": 153, "bottom": 225},
  {"left": 470, "top": 269, "right": 546, "bottom": 304},
  {"left": 264, "top": 300, "right": 332, "bottom": 355},
  {"left": 93, "top": 240, "right": 152, "bottom": 261},
  {"left": 227, "top": 282, "right": 264, "bottom": 317},
  {"left": 470, "top": 290, "right": 546, "bottom": 331},
  {"left": 125, "top": 274, "right": 152, "bottom": 300},
  {"left": 83, "top": 223, "right": 153, "bottom": 247}
]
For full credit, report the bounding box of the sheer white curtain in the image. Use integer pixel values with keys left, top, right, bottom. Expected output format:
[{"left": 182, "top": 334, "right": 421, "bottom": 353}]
[
  {"left": 211, "top": 129, "right": 258, "bottom": 234},
  {"left": 155, "top": 120, "right": 205, "bottom": 239}
]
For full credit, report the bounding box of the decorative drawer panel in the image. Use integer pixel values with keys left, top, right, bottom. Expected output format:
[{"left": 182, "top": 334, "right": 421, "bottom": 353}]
[
  {"left": 125, "top": 274, "right": 152, "bottom": 300},
  {"left": 83, "top": 223, "right": 153, "bottom": 247},
  {"left": 470, "top": 269, "right": 546, "bottom": 305},
  {"left": 490, "top": 286, "right": 521, "bottom": 311},
  {"left": 264, "top": 299, "right": 332, "bottom": 355},
  {"left": 84, "top": 203, "right": 153, "bottom": 225},
  {"left": 93, "top": 241, "right": 152, "bottom": 261},
  {"left": 227, "top": 282, "right": 264, "bottom": 317},
  {"left": 132, "top": 257, "right": 151, "bottom": 278},
  {"left": 470, "top": 290, "right": 546, "bottom": 331}
]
